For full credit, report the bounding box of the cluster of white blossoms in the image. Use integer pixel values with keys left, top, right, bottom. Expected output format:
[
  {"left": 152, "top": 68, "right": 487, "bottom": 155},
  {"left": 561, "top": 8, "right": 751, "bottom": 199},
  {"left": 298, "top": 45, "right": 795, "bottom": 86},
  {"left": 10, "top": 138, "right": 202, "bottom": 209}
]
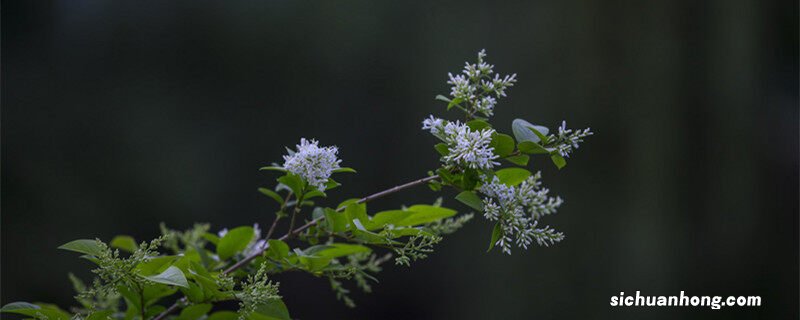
[
  {"left": 422, "top": 116, "right": 499, "bottom": 170},
  {"left": 447, "top": 49, "right": 517, "bottom": 117},
  {"left": 282, "top": 138, "right": 341, "bottom": 191},
  {"left": 479, "top": 173, "right": 565, "bottom": 254},
  {"left": 548, "top": 121, "right": 593, "bottom": 158}
]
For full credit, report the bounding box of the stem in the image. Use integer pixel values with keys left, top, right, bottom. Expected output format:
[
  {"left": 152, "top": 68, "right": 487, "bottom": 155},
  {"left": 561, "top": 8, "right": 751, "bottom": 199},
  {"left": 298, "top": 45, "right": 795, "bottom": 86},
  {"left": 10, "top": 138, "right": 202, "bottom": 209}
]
[
  {"left": 152, "top": 174, "right": 439, "bottom": 320},
  {"left": 287, "top": 194, "right": 303, "bottom": 237}
]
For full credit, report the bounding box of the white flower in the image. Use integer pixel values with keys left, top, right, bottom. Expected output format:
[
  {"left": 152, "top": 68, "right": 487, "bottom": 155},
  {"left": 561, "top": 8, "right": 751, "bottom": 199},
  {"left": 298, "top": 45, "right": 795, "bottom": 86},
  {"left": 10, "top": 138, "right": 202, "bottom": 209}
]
[
  {"left": 443, "top": 50, "right": 517, "bottom": 118},
  {"left": 548, "top": 121, "right": 593, "bottom": 157},
  {"left": 421, "top": 115, "right": 444, "bottom": 135},
  {"left": 479, "top": 174, "right": 564, "bottom": 254},
  {"left": 422, "top": 116, "right": 499, "bottom": 170},
  {"left": 282, "top": 138, "right": 341, "bottom": 191}
]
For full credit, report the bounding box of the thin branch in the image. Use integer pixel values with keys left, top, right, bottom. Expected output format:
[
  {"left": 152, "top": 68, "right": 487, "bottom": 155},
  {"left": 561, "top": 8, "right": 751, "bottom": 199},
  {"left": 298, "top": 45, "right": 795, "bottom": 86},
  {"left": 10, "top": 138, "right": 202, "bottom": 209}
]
[{"left": 152, "top": 174, "right": 439, "bottom": 320}]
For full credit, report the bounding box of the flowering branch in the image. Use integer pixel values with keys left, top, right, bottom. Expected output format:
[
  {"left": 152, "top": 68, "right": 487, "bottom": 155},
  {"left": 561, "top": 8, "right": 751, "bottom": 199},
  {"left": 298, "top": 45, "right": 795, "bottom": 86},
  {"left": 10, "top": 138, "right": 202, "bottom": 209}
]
[{"left": 3, "top": 50, "right": 592, "bottom": 320}]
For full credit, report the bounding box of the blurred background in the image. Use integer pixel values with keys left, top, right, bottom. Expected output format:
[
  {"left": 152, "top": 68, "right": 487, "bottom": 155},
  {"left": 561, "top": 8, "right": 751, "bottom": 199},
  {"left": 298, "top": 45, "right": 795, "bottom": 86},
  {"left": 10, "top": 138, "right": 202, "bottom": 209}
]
[{"left": 2, "top": 1, "right": 798, "bottom": 319}]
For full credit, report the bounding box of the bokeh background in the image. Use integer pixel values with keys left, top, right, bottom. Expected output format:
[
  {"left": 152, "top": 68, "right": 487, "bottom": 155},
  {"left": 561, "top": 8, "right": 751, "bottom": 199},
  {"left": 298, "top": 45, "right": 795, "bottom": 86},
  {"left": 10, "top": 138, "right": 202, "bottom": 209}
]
[{"left": 3, "top": 1, "right": 798, "bottom": 319}]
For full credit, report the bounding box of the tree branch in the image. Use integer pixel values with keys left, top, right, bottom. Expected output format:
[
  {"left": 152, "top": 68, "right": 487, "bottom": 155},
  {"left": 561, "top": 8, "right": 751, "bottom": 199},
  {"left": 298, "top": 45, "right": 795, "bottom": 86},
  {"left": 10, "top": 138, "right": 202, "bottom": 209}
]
[{"left": 152, "top": 174, "right": 439, "bottom": 320}]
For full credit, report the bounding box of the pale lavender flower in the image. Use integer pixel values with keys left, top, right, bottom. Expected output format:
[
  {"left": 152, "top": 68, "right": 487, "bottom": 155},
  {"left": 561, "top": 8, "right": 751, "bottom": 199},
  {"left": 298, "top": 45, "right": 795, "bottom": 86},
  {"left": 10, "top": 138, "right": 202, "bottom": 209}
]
[{"left": 282, "top": 138, "right": 341, "bottom": 191}]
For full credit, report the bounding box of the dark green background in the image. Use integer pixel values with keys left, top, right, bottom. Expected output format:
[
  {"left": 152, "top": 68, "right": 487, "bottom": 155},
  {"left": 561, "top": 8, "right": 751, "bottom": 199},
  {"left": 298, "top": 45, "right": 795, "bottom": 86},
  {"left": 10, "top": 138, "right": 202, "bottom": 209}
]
[{"left": 3, "top": 1, "right": 798, "bottom": 319}]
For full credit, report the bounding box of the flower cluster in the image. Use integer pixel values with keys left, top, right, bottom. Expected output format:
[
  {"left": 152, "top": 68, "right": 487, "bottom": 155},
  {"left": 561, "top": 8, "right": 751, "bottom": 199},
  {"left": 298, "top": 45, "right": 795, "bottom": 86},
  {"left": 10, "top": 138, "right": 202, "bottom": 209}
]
[
  {"left": 447, "top": 49, "right": 517, "bottom": 117},
  {"left": 282, "top": 138, "right": 341, "bottom": 191},
  {"left": 422, "top": 116, "right": 499, "bottom": 170},
  {"left": 479, "top": 173, "right": 564, "bottom": 254},
  {"left": 548, "top": 121, "right": 593, "bottom": 158}
]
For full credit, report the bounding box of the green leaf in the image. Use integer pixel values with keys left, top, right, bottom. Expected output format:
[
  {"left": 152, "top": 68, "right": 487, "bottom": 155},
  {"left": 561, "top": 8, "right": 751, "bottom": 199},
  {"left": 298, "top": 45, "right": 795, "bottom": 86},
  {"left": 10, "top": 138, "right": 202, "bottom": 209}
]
[
  {"left": 1, "top": 302, "right": 40, "bottom": 313},
  {"left": 266, "top": 240, "right": 290, "bottom": 259},
  {"left": 304, "top": 190, "right": 327, "bottom": 199},
  {"left": 466, "top": 119, "right": 491, "bottom": 131},
  {"left": 511, "top": 119, "right": 549, "bottom": 143},
  {"left": 58, "top": 239, "right": 104, "bottom": 256},
  {"left": 434, "top": 94, "right": 450, "bottom": 103},
  {"left": 332, "top": 167, "right": 357, "bottom": 173},
  {"left": 216, "top": 226, "right": 255, "bottom": 261},
  {"left": 517, "top": 141, "right": 550, "bottom": 154},
  {"left": 455, "top": 191, "right": 484, "bottom": 211},
  {"left": 86, "top": 310, "right": 114, "bottom": 320},
  {"left": 202, "top": 233, "right": 220, "bottom": 245},
  {"left": 395, "top": 205, "right": 457, "bottom": 226},
  {"left": 490, "top": 133, "right": 515, "bottom": 157},
  {"left": 258, "top": 188, "right": 284, "bottom": 205},
  {"left": 141, "top": 266, "right": 189, "bottom": 288},
  {"left": 110, "top": 235, "right": 138, "bottom": 253},
  {"left": 505, "top": 154, "right": 530, "bottom": 166},
  {"left": 551, "top": 154, "right": 567, "bottom": 169},
  {"left": 277, "top": 174, "right": 304, "bottom": 196},
  {"left": 177, "top": 303, "right": 212, "bottom": 320},
  {"left": 324, "top": 208, "right": 348, "bottom": 232},
  {"left": 1, "top": 302, "right": 71, "bottom": 320},
  {"left": 369, "top": 210, "right": 411, "bottom": 230},
  {"left": 308, "top": 243, "right": 371, "bottom": 258},
  {"left": 488, "top": 222, "right": 502, "bottom": 252},
  {"left": 434, "top": 143, "right": 450, "bottom": 156},
  {"left": 259, "top": 166, "right": 287, "bottom": 172},
  {"left": 344, "top": 203, "right": 368, "bottom": 231},
  {"left": 495, "top": 168, "right": 532, "bottom": 186},
  {"left": 325, "top": 179, "right": 341, "bottom": 191},
  {"left": 208, "top": 311, "right": 239, "bottom": 320},
  {"left": 250, "top": 299, "right": 291, "bottom": 320},
  {"left": 136, "top": 256, "right": 177, "bottom": 275}
]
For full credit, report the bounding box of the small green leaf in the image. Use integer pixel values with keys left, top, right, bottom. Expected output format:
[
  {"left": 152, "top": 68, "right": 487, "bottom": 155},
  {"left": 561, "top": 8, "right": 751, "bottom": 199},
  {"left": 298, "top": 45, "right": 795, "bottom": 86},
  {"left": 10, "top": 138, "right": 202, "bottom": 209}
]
[
  {"left": 202, "top": 233, "right": 220, "bottom": 245},
  {"left": 466, "top": 119, "right": 491, "bottom": 131},
  {"left": 266, "top": 240, "right": 290, "bottom": 259},
  {"left": 550, "top": 154, "right": 567, "bottom": 169},
  {"left": 495, "top": 168, "right": 532, "bottom": 186},
  {"left": 395, "top": 205, "right": 457, "bottom": 226},
  {"left": 110, "top": 235, "right": 138, "bottom": 253},
  {"left": 332, "top": 167, "right": 357, "bottom": 173},
  {"left": 434, "top": 94, "right": 451, "bottom": 103},
  {"left": 258, "top": 188, "right": 284, "bottom": 205},
  {"left": 259, "top": 166, "right": 287, "bottom": 172},
  {"left": 309, "top": 243, "right": 371, "bottom": 258},
  {"left": 1, "top": 302, "right": 40, "bottom": 313},
  {"left": 178, "top": 303, "right": 212, "bottom": 320},
  {"left": 58, "top": 239, "right": 104, "bottom": 256},
  {"left": 517, "top": 141, "right": 550, "bottom": 154},
  {"left": 250, "top": 299, "right": 291, "bottom": 320},
  {"left": 325, "top": 179, "right": 341, "bottom": 191},
  {"left": 511, "top": 119, "right": 549, "bottom": 143},
  {"left": 86, "top": 310, "right": 114, "bottom": 320},
  {"left": 216, "top": 226, "right": 255, "bottom": 260},
  {"left": 277, "top": 174, "right": 304, "bottom": 196},
  {"left": 505, "top": 154, "right": 530, "bottom": 166},
  {"left": 455, "top": 191, "right": 484, "bottom": 211},
  {"left": 324, "top": 208, "right": 347, "bottom": 232},
  {"left": 490, "top": 133, "right": 515, "bottom": 157},
  {"left": 304, "top": 190, "right": 327, "bottom": 199},
  {"left": 487, "top": 222, "right": 503, "bottom": 252},
  {"left": 141, "top": 266, "right": 189, "bottom": 288},
  {"left": 369, "top": 210, "right": 411, "bottom": 230},
  {"left": 1, "top": 302, "right": 71, "bottom": 320},
  {"left": 208, "top": 311, "right": 239, "bottom": 320},
  {"left": 345, "top": 203, "right": 368, "bottom": 231},
  {"left": 136, "top": 256, "right": 177, "bottom": 275},
  {"left": 434, "top": 143, "right": 450, "bottom": 156},
  {"left": 527, "top": 126, "right": 550, "bottom": 144}
]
